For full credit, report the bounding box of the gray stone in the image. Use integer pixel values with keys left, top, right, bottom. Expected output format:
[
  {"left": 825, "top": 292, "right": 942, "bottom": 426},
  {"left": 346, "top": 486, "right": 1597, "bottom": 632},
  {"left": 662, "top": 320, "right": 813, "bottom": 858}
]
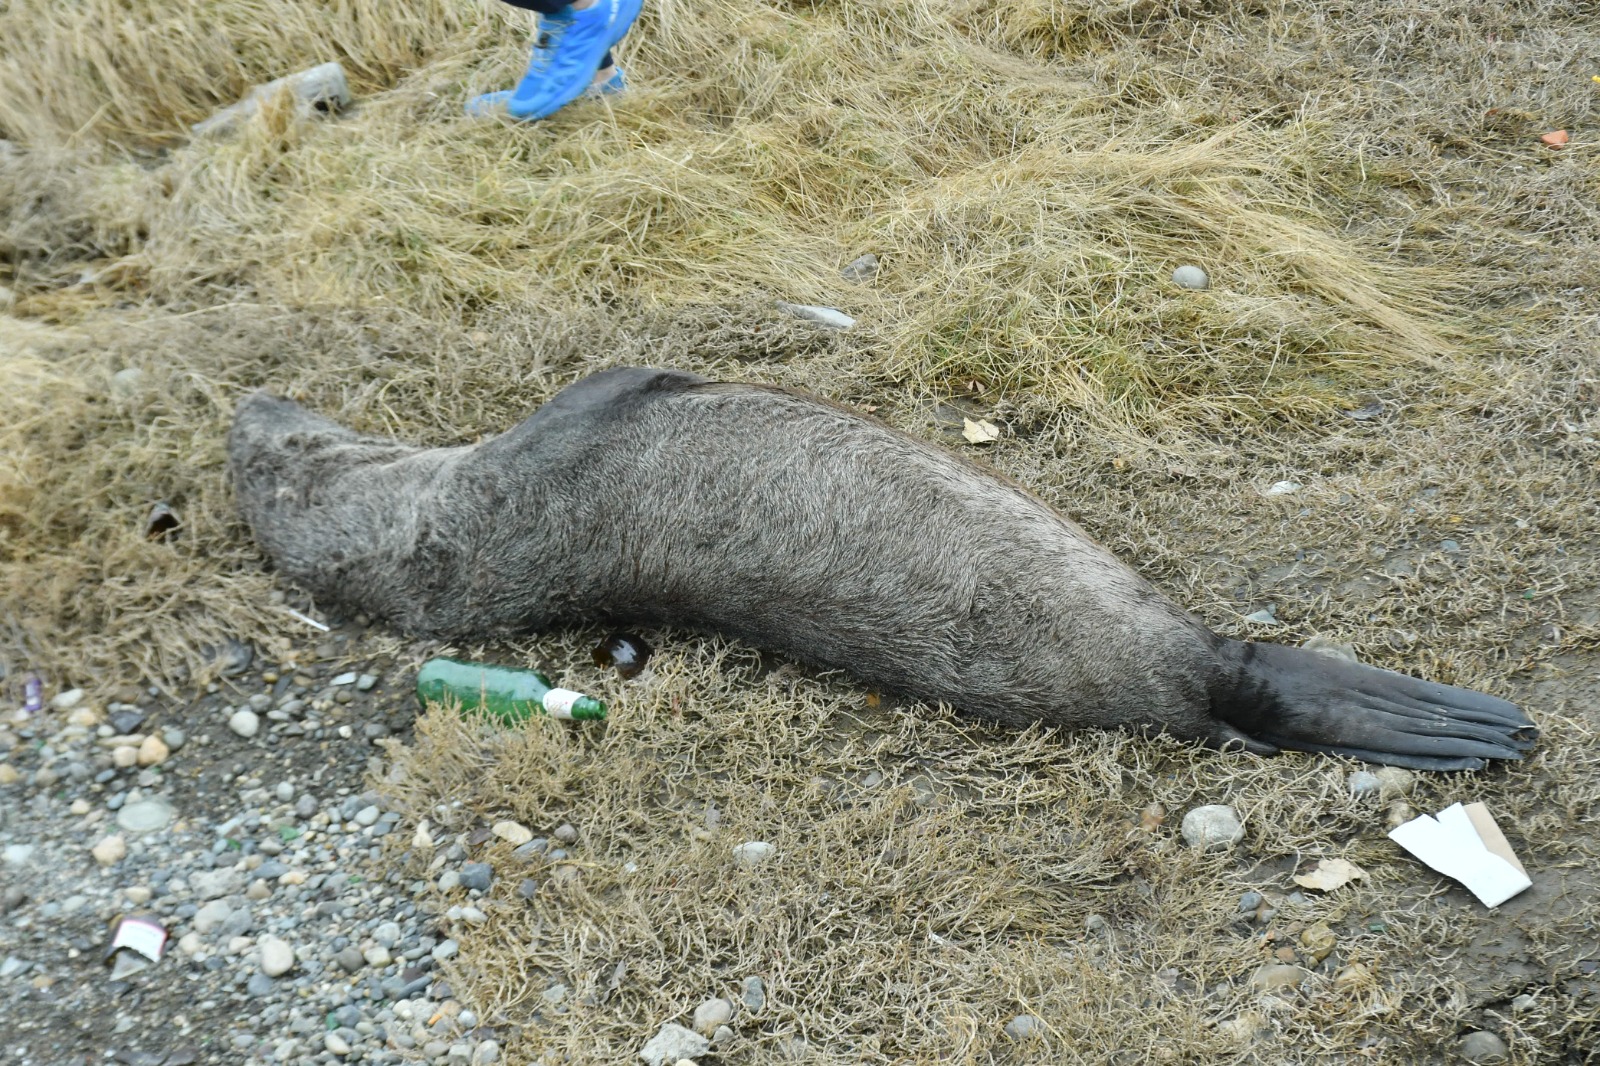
[
  {"left": 741, "top": 975, "right": 766, "bottom": 1011},
  {"left": 1347, "top": 771, "right": 1381, "bottom": 798},
  {"left": 459, "top": 863, "right": 492, "bottom": 891},
  {"left": 354, "top": 805, "right": 380, "bottom": 827},
  {"left": 374, "top": 921, "right": 402, "bottom": 947},
  {"left": 840, "top": 253, "right": 880, "bottom": 282},
  {"left": 1458, "top": 1031, "right": 1508, "bottom": 1063},
  {"left": 247, "top": 972, "right": 275, "bottom": 997},
  {"left": 1180, "top": 805, "right": 1244, "bottom": 851},
  {"left": 638, "top": 1023, "right": 709, "bottom": 1066},
  {"left": 192, "top": 899, "right": 233, "bottom": 935},
  {"left": 553, "top": 823, "right": 578, "bottom": 844},
  {"left": 432, "top": 939, "right": 459, "bottom": 962},
  {"left": 193, "top": 868, "right": 245, "bottom": 900},
  {"left": 1003, "top": 1014, "right": 1043, "bottom": 1041},
  {"left": 1237, "top": 891, "right": 1263, "bottom": 914},
  {"left": 229, "top": 710, "right": 261, "bottom": 738},
  {"left": 732, "top": 841, "right": 776, "bottom": 866},
  {"left": 336, "top": 947, "right": 365, "bottom": 972},
  {"left": 2, "top": 844, "right": 36, "bottom": 866}
]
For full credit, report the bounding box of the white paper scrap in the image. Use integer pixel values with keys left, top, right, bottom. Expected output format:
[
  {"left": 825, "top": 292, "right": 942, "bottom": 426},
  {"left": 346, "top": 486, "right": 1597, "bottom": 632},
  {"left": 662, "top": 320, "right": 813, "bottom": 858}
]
[{"left": 1388, "top": 802, "right": 1531, "bottom": 908}]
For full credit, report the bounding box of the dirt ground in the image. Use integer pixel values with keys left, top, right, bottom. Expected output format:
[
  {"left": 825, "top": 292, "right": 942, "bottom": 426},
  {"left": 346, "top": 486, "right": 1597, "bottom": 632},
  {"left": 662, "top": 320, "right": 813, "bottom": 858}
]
[{"left": 3, "top": 0, "right": 1599, "bottom": 1063}]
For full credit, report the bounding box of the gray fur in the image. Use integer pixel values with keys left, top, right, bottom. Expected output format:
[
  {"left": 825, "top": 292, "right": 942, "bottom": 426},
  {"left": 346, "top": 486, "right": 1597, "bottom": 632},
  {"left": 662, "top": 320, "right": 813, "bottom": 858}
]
[{"left": 228, "top": 367, "right": 1536, "bottom": 771}]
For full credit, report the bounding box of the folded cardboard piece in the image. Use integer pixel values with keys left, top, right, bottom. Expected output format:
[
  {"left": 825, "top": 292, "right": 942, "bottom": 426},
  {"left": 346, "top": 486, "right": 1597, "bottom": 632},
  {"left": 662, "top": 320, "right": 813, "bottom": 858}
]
[{"left": 1387, "top": 802, "right": 1531, "bottom": 908}]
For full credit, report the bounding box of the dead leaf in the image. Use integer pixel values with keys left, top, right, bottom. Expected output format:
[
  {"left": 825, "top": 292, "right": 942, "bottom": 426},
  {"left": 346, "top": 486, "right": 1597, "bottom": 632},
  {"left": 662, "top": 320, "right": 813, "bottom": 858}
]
[
  {"left": 1541, "top": 129, "right": 1569, "bottom": 147},
  {"left": 961, "top": 418, "right": 1000, "bottom": 444},
  {"left": 1292, "top": 857, "right": 1367, "bottom": 892}
]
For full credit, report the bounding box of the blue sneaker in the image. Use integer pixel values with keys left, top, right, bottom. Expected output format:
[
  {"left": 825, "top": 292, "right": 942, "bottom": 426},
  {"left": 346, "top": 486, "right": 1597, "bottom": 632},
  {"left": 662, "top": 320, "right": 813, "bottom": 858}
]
[
  {"left": 466, "top": 64, "right": 626, "bottom": 117},
  {"left": 512, "top": 0, "right": 642, "bottom": 121}
]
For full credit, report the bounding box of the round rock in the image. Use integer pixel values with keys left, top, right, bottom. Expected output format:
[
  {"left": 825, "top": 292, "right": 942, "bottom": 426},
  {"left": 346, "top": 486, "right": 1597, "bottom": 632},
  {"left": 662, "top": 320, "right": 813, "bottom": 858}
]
[
  {"left": 1181, "top": 805, "right": 1244, "bottom": 851},
  {"left": 1458, "top": 1031, "right": 1508, "bottom": 1063},
  {"left": 228, "top": 710, "right": 261, "bottom": 738},
  {"left": 732, "top": 841, "right": 776, "bottom": 866},
  {"left": 693, "top": 997, "right": 733, "bottom": 1035},
  {"left": 258, "top": 934, "right": 295, "bottom": 977},
  {"left": 116, "top": 798, "right": 175, "bottom": 834},
  {"left": 1003, "top": 1015, "right": 1043, "bottom": 1041},
  {"left": 91, "top": 835, "right": 127, "bottom": 865},
  {"left": 1171, "top": 264, "right": 1210, "bottom": 290}
]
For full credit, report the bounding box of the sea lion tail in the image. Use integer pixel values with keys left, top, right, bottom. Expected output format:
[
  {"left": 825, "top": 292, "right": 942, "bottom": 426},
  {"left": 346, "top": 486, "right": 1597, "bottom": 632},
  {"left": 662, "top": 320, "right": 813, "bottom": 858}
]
[{"left": 1210, "top": 640, "right": 1537, "bottom": 771}]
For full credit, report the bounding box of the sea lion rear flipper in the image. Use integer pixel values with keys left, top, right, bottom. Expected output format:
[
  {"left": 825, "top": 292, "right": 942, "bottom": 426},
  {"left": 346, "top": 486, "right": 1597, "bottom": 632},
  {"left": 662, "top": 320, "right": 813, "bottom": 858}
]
[{"left": 1211, "top": 641, "right": 1537, "bottom": 771}]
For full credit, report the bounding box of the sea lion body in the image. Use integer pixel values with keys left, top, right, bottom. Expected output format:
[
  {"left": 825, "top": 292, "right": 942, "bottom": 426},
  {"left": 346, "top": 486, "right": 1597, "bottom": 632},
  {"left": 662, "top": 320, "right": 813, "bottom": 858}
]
[{"left": 229, "top": 367, "right": 1535, "bottom": 771}]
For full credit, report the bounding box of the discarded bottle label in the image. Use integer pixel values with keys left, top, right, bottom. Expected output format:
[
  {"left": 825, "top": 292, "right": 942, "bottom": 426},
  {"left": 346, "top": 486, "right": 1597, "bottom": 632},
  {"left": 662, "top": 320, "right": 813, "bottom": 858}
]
[{"left": 415, "top": 657, "right": 606, "bottom": 723}]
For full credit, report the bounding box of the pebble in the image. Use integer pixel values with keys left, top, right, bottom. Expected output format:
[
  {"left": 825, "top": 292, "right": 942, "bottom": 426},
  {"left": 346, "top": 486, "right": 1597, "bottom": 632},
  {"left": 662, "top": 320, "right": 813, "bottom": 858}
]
[
  {"left": 474, "top": 1041, "right": 500, "bottom": 1064},
  {"left": 1180, "top": 805, "right": 1244, "bottom": 851},
  {"left": 741, "top": 975, "right": 766, "bottom": 1011},
  {"left": 1250, "top": 963, "right": 1310, "bottom": 994},
  {"left": 193, "top": 899, "right": 233, "bottom": 935},
  {"left": 275, "top": 781, "right": 295, "bottom": 802},
  {"left": 491, "top": 821, "right": 532, "bottom": 846},
  {"left": 1458, "top": 1031, "right": 1508, "bottom": 1063},
  {"left": 354, "top": 805, "right": 380, "bottom": 827},
  {"left": 51, "top": 689, "right": 86, "bottom": 711},
  {"left": 193, "top": 868, "right": 244, "bottom": 900},
  {"left": 364, "top": 945, "right": 392, "bottom": 967},
  {"left": 841, "top": 252, "right": 880, "bottom": 282},
  {"left": 732, "top": 841, "right": 776, "bottom": 866},
  {"left": 774, "top": 301, "right": 855, "bottom": 330},
  {"left": 331, "top": 672, "right": 358, "bottom": 686},
  {"left": 325, "top": 1032, "right": 352, "bottom": 1056},
  {"left": 335, "top": 947, "right": 365, "bottom": 972},
  {"left": 554, "top": 823, "right": 578, "bottom": 844},
  {"left": 112, "top": 745, "right": 139, "bottom": 769},
  {"left": 693, "top": 997, "right": 733, "bottom": 1035},
  {"left": 3, "top": 844, "right": 36, "bottom": 866},
  {"left": 1084, "top": 913, "right": 1110, "bottom": 936},
  {"left": 0, "top": 764, "right": 18, "bottom": 786},
  {"left": 259, "top": 935, "right": 296, "bottom": 977},
  {"left": 1171, "top": 264, "right": 1210, "bottom": 290},
  {"left": 1511, "top": 994, "right": 1537, "bottom": 1011},
  {"left": 639, "top": 1024, "right": 709, "bottom": 1066},
  {"left": 433, "top": 939, "right": 459, "bottom": 961},
  {"left": 1243, "top": 608, "right": 1280, "bottom": 625},
  {"left": 711, "top": 1025, "right": 734, "bottom": 1047},
  {"left": 136, "top": 734, "right": 169, "bottom": 766},
  {"left": 246, "top": 972, "right": 275, "bottom": 997},
  {"left": 1237, "top": 890, "right": 1263, "bottom": 913},
  {"left": 459, "top": 863, "right": 492, "bottom": 891},
  {"left": 1373, "top": 767, "right": 1415, "bottom": 798},
  {"left": 91, "top": 835, "right": 128, "bottom": 865},
  {"left": 1003, "top": 1015, "right": 1043, "bottom": 1041},
  {"left": 229, "top": 710, "right": 261, "bottom": 738},
  {"left": 1347, "top": 771, "right": 1381, "bottom": 798}
]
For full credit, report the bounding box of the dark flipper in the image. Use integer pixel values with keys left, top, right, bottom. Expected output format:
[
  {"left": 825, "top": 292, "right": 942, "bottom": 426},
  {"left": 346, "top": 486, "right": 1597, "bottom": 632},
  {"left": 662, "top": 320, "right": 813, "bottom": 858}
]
[{"left": 1211, "top": 640, "right": 1537, "bottom": 772}]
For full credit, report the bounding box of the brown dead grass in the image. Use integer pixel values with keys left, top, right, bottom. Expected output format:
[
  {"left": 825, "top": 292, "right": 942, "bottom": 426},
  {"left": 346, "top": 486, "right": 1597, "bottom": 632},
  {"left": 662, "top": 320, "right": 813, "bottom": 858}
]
[{"left": 2, "top": 0, "right": 1599, "bottom": 1062}]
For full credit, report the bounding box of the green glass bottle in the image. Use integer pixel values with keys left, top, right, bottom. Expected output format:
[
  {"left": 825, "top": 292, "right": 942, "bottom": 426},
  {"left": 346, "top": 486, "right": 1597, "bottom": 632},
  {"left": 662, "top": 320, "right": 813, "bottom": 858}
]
[{"left": 415, "top": 657, "right": 607, "bottom": 723}]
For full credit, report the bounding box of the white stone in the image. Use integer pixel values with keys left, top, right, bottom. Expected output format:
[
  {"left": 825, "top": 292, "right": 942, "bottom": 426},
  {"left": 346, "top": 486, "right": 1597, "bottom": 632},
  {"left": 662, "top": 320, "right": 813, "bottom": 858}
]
[
  {"left": 50, "top": 688, "right": 86, "bottom": 711},
  {"left": 638, "top": 1024, "right": 709, "bottom": 1066},
  {"left": 692, "top": 998, "right": 733, "bottom": 1035},
  {"left": 492, "top": 821, "right": 532, "bottom": 846},
  {"left": 258, "top": 934, "right": 295, "bottom": 977},
  {"left": 1181, "top": 805, "right": 1244, "bottom": 851},
  {"left": 774, "top": 301, "right": 855, "bottom": 330},
  {"left": 193, "top": 899, "right": 233, "bottom": 935},
  {"left": 229, "top": 710, "right": 261, "bottom": 738},
  {"left": 1171, "top": 264, "right": 1210, "bottom": 290},
  {"left": 192, "top": 61, "right": 353, "bottom": 138},
  {"left": 91, "top": 835, "right": 128, "bottom": 865},
  {"left": 732, "top": 841, "right": 776, "bottom": 866}
]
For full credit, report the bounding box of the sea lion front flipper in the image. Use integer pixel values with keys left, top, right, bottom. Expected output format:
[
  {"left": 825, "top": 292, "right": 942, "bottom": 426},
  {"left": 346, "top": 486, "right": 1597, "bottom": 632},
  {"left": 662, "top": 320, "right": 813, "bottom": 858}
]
[{"left": 1211, "top": 641, "right": 1538, "bottom": 771}]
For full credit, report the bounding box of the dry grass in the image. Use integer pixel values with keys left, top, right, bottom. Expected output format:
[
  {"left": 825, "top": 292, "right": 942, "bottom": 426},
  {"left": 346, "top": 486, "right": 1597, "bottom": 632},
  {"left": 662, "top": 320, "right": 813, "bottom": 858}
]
[{"left": 2, "top": 0, "right": 1599, "bottom": 1061}]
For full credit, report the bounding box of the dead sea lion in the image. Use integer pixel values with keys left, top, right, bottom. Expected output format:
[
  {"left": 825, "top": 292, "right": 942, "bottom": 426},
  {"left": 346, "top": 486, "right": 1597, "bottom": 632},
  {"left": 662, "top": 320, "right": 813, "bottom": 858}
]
[{"left": 228, "top": 367, "right": 1536, "bottom": 771}]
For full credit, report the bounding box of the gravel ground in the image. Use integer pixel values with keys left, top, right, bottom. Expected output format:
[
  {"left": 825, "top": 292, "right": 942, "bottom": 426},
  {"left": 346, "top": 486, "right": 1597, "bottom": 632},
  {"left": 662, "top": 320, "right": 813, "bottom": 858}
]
[{"left": 0, "top": 621, "right": 504, "bottom": 1066}]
